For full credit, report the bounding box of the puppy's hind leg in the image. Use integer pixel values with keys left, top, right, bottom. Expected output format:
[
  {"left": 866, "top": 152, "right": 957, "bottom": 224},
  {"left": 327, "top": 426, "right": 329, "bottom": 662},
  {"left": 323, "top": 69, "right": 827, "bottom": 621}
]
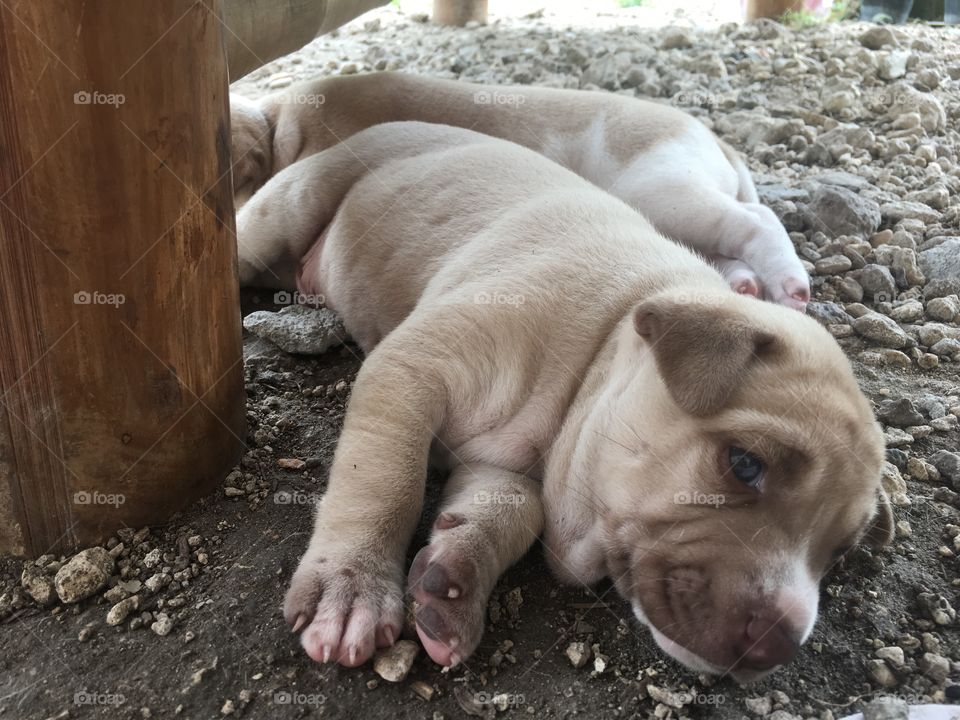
[
  {"left": 235, "top": 121, "right": 487, "bottom": 288},
  {"left": 634, "top": 183, "right": 810, "bottom": 311},
  {"left": 408, "top": 463, "right": 544, "bottom": 667}
]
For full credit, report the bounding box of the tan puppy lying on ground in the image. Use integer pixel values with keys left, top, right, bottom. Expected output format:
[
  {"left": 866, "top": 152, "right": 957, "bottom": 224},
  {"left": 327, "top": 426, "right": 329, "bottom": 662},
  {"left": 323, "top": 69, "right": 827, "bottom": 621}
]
[
  {"left": 231, "top": 72, "right": 810, "bottom": 309},
  {"left": 238, "top": 121, "right": 891, "bottom": 682}
]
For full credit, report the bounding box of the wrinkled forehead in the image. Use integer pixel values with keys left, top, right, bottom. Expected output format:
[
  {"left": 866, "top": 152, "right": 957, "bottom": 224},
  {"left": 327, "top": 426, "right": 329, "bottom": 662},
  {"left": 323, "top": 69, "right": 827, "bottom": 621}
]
[
  {"left": 716, "top": 346, "right": 884, "bottom": 470},
  {"left": 699, "top": 399, "right": 883, "bottom": 533}
]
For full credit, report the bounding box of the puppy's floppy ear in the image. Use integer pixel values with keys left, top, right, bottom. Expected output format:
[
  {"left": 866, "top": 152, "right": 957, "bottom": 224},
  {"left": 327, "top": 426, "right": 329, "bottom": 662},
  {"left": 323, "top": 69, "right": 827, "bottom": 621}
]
[
  {"left": 864, "top": 487, "right": 894, "bottom": 549},
  {"left": 633, "top": 296, "right": 776, "bottom": 416}
]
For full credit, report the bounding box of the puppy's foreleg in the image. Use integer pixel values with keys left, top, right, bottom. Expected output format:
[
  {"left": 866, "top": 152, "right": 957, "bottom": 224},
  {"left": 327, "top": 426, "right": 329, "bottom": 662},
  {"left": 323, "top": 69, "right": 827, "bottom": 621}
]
[
  {"left": 407, "top": 463, "right": 544, "bottom": 667},
  {"left": 284, "top": 327, "right": 446, "bottom": 667}
]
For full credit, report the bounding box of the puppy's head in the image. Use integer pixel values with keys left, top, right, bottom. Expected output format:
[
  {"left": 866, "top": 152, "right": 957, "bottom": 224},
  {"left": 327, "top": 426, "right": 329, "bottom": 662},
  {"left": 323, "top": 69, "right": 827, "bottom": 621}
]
[
  {"left": 573, "top": 289, "right": 888, "bottom": 683},
  {"left": 229, "top": 93, "right": 273, "bottom": 209}
]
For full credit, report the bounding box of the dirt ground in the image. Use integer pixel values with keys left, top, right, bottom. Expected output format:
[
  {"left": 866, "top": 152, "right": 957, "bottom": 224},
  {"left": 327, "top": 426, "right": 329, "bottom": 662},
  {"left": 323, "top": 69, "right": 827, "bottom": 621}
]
[{"left": 3, "top": 3, "right": 960, "bottom": 720}]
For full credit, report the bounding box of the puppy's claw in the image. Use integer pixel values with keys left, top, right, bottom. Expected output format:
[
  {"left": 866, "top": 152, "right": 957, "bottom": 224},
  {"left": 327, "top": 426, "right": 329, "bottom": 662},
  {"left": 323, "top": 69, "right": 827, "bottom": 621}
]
[
  {"left": 291, "top": 614, "right": 308, "bottom": 633},
  {"left": 348, "top": 645, "right": 358, "bottom": 665},
  {"left": 322, "top": 645, "right": 332, "bottom": 663}
]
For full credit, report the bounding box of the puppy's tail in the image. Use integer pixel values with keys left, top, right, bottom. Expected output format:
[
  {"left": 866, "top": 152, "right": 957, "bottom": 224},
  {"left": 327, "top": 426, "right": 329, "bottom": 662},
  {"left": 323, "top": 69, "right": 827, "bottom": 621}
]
[{"left": 718, "top": 139, "right": 759, "bottom": 204}]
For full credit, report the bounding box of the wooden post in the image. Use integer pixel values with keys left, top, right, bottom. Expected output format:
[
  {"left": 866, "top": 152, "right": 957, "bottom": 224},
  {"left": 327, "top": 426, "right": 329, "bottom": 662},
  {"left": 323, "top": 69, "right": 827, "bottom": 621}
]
[
  {"left": 0, "top": 1, "right": 245, "bottom": 556},
  {"left": 743, "top": 0, "right": 804, "bottom": 20},
  {"left": 432, "top": 0, "right": 488, "bottom": 26}
]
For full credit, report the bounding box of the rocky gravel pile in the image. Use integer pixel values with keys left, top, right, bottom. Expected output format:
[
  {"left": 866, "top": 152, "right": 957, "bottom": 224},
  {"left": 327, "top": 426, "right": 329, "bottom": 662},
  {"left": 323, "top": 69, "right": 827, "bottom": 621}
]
[
  {"left": 1, "top": 518, "right": 218, "bottom": 639},
  {"left": 2, "top": 6, "right": 960, "bottom": 720}
]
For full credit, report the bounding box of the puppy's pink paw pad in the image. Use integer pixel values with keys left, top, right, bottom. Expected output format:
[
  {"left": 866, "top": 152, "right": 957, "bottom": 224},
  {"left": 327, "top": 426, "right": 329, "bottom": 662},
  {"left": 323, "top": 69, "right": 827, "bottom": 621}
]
[
  {"left": 783, "top": 277, "right": 810, "bottom": 311},
  {"left": 732, "top": 275, "right": 761, "bottom": 298},
  {"left": 408, "top": 542, "right": 486, "bottom": 668}
]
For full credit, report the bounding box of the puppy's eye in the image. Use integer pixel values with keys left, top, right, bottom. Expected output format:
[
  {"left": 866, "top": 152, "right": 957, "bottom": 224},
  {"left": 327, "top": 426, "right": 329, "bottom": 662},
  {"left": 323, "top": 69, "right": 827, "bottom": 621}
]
[{"left": 728, "top": 446, "right": 763, "bottom": 488}]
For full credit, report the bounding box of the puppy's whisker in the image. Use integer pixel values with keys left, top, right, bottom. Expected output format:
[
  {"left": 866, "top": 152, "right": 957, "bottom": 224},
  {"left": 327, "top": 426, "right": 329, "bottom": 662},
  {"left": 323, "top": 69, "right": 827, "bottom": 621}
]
[
  {"left": 611, "top": 415, "right": 647, "bottom": 448},
  {"left": 592, "top": 430, "right": 637, "bottom": 456},
  {"left": 559, "top": 481, "right": 610, "bottom": 515}
]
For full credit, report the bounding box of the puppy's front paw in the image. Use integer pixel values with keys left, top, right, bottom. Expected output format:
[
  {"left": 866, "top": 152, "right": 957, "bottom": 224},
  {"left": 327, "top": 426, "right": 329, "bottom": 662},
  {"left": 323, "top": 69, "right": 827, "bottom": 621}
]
[{"left": 284, "top": 547, "right": 404, "bottom": 667}]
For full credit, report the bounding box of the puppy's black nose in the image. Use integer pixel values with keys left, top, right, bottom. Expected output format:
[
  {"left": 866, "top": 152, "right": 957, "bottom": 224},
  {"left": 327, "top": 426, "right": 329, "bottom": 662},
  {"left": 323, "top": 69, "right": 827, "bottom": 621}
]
[{"left": 732, "top": 615, "right": 800, "bottom": 671}]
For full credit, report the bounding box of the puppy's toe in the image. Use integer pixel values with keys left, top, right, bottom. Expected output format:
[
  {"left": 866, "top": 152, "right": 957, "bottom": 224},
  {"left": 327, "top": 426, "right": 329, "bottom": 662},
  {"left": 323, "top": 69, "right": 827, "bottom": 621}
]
[
  {"left": 286, "top": 550, "right": 404, "bottom": 668},
  {"left": 283, "top": 561, "right": 324, "bottom": 630}
]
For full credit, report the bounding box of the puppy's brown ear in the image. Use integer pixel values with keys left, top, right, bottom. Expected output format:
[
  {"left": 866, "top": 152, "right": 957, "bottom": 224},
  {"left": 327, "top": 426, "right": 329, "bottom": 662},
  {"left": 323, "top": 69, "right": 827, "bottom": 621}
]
[
  {"left": 864, "top": 487, "right": 894, "bottom": 549},
  {"left": 634, "top": 297, "right": 775, "bottom": 416}
]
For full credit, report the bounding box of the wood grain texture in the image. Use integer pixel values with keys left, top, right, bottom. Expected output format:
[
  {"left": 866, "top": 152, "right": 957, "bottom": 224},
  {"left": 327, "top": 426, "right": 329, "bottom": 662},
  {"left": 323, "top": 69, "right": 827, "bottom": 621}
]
[
  {"left": 0, "top": 0, "right": 245, "bottom": 556},
  {"left": 744, "top": 0, "right": 806, "bottom": 20},
  {"left": 432, "top": 0, "right": 489, "bottom": 26}
]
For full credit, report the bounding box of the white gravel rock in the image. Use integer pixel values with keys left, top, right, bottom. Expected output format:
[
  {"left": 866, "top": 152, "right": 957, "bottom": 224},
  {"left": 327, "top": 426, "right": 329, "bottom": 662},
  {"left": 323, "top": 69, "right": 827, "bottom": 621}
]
[
  {"left": 372, "top": 640, "right": 419, "bottom": 682},
  {"left": 565, "top": 641, "right": 591, "bottom": 668},
  {"left": 867, "top": 658, "right": 898, "bottom": 688},
  {"left": 852, "top": 312, "right": 909, "bottom": 348},
  {"left": 890, "top": 300, "right": 923, "bottom": 322},
  {"left": 878, "top": 51, "right": 910, "bottom": 80},
  {"left": 54, "top": 547, "right": 114, "bottom": 604},
  {"left": 20, "top": 564, "right": 56, "bottom": 606},
  {"left": 243, "top": 305, "right": 347, "bottom": 355},
  {"left": 874, "top": 646, "right": 905, "bottom": 667},
  {"left": 919, "top": 652, "right": 950, "bottom": 683},
  {"left": 150, "top": 612, "right": 174, "bottom": 636},
  {"left": 920, "top": 239, "right": 960, "bottom": 295},
  {"left": 886, "top": 82, "right": 946, "bottom": 132},
  {"left": 927, "top": 295, "right": 960, "bottom": 322},
  {"left": 106, "top": 595, "right": 140, "bottom": 626}
]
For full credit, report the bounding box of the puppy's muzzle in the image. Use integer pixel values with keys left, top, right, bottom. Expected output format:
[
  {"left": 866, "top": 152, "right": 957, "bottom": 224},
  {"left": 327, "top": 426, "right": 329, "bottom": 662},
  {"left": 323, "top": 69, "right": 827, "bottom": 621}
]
[{"left": 732, "top": 611, "right": 801, "bottom": 672}]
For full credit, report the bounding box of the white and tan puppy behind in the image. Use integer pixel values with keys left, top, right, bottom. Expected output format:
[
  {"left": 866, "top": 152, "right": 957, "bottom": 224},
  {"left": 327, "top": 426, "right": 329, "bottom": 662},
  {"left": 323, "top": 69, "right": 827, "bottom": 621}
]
[
  {"left": 231, "top": 72, "right": 811, "bottom": 310},
  {"left": 237, "top": 121, "right": 891, "bottom": 682}
]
